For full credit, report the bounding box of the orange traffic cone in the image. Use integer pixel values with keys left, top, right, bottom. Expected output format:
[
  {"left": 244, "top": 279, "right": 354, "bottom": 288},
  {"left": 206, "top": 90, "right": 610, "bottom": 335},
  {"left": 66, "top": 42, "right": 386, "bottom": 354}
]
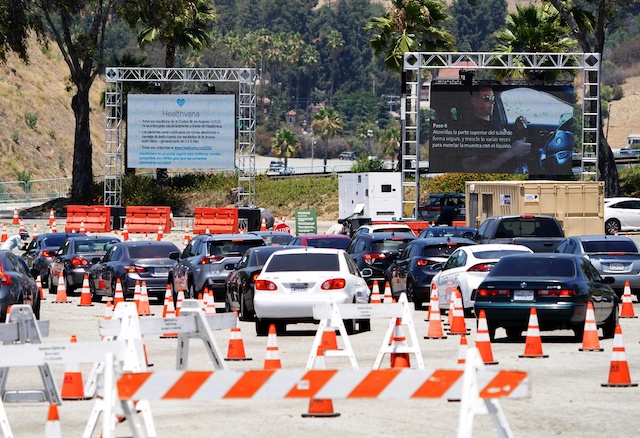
[
  {"left": 36, "top": 275, "right": 45, "bottom": 301},
  {"left": 79, "top": 221, "right": 86, "bottom": 233},
  {"left": 205, "top": 288, "right": 216, "bottom": 315},
  {"left": 104, "top": 298, "right": 113, "bottom": 321},
  {"left": 53, "top": 272, "right": 71, "bottom": 303},
  {"left": 161, "top": 285, "right": 172, "bottom": 317},
  {"left": 113, "top": 278, "right": 125, "bottom": 309},
  {"left": 457, "top": 334, "right": 468, "bottom": 368},
  {"left": 0, "top": 224, "right": 6, "bottom": 242},
  {"left": 61, "top": 335, "right": 90, "bottom": 400},
  {"left": 78, "top": 274, "right": 93, "bottom": 307},
  {"left": 370, "top": 280, "right": 382, "bottom": 304},
  {"left": 263, "top": 324, "right": 282, "bottom": 369},
  {"left": 519, "top": 307, "right": 548, "bottom": 358},
  {"left": 122, "top": 222, "right": 129, "bottom": 241},
  {"left": 32, "top": 223, "right": 38, "bottom": 239},
  {"left": 157, "top": 225, "right": 164, "bottom": 241},
  {"left": 138, "top": 281, "right": 152, "bottom": 316},
  {"left": 226, "top": 311, "right": 252, "bottom": 361},
  {"left": 183, "top": 225, "right": 191, "bottom": 249},
  {"left": 447, "top": 289, "right": 456, "bottom": 327},
  {"left": 619, "top": 281, "right": 636, "bottom": 318},
  {"left": 133, "top": 280, "right": 141, "bottom": 311},
  {"left": 425, "top": 285, "right": 446, "bottom": 339},
  {"left": 447, "top": 289, "right": 469, "bottom": 335},
  {"left": 383, "top": 281, "right": 393, "bottom": 304},
  {"left": 260, "top": 217, "right": 267, "bottom": 231},
  {"left": 320, "top": 327, "right": 339, "bottom": 351},
  {"left": 475, "top": 310, "right": 498, "bottom": 365},
  {"left": 51, "top": 220, "right": 57, "bottom": 233},
  {"left": 579, "top": 302, "right": 604, "bottom": 352},
  {"left": 601, "top": 324, "right": 638, "bottom": 387},
  {"left": 302, "top": 346, "right": 340, "bottom": 418},
  {"left": 49, "top": 208, "right": 55, "bottom": 225},
  {"left": 18, "top": 219, "right": 24, "bottom": 234},
  {"left": 390, "top": 318, "right": 411, "bottom": 368},
  {"left": 175, "top": 286, "right": 185, "bottom": 316},
  {"left": 160, "top": 296, "right": 178, "bottom": 339},
  {"left": 44, "top": 404, "right": 62, "bottom": 438},
  {"left": 12, "top": 207, "right": 18, "bottom": 225}
]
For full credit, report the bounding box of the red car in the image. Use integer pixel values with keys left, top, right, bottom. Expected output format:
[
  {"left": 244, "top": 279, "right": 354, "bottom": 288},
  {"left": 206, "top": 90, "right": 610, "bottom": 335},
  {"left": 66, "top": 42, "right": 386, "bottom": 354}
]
[{"left": 286, "top": 234, "right": 351, "bottom": 250}]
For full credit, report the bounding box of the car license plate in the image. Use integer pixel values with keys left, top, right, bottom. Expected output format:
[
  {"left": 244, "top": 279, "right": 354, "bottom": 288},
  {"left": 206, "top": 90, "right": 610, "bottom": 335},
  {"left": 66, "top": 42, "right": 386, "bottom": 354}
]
[
  {"left": 155, "top": 267, "right": 169, "bottom": 275},
  {"left": 290, "top": 283, "right": 307, "bottom": 292},
  {"left": 609, "top": 263, "right": 625, "bottom": 271},
  {"left": 513, "top": 290, "right": 534, "bottom": 301}
]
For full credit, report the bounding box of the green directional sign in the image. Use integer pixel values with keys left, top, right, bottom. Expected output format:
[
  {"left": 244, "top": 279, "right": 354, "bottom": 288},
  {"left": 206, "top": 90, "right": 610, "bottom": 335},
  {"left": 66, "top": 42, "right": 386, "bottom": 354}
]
[{"left": 296, "top": 209, "right": 317, "bottom": 235}]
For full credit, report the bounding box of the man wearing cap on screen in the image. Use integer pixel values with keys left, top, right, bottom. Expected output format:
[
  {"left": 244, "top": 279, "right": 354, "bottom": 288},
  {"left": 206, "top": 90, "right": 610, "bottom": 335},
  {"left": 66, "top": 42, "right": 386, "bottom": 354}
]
[
  {"left": 1, "top": 230, "right": 29, "bottom": 252},
  {"left": 460, "top": 85, "right": 531, "bottom": 173}
]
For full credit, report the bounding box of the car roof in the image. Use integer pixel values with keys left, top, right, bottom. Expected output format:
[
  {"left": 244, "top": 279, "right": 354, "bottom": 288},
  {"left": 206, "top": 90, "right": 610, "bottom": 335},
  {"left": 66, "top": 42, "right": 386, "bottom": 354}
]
[
  {"left": 204, "top": 234, "right": 264, "bottom": 241},
  {"left": 605, "top": 197, "right": 640, "bottom": 203},
  {"left": 359, "top": 224, "right": 413, "bottom": 230},
  {"left": 302, "top": 234, "right": 351, "bottom": 239},
  {"left": 268, "top": 247, "right": 343, "bottom": 255},
  {"left": 249, "top": 231, "right": 293, "bottom": 237},
  {"left": 412, "top": 237, "right": 476, "bottom": 246},
  {"left": 467, "top": 243, "right": 532, "bottom": 252},
  {"left": 67, "top": 235, "right": 119, "bottom": 242},
  {"left": 358, "top": 232, "right": 417, "bottom": 240},
  {"left": 569, "top": 235, "right": 635, "bottom": 241},
  {"left": 117, "top": 241, "right": 179, "bottom": 247}
]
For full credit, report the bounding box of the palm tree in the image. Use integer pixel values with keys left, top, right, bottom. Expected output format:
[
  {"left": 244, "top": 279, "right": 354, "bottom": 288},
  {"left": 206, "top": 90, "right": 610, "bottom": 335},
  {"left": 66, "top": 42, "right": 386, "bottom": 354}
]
[
  {"left": 311, "top": 108, "right": 344, "bottom": 172},
  {"left": 492, "top": 4, "right": 577, "bottom": 81},
  {"left": 380, "top": 126, "right": 401, "bottom": 162},
  {"left": 365, "top": 0, "right": 454, "bottom": 73},
  {"left": 119, "top": 0, "right": 217, "bottom": 184},
  {"left": 271, "top": 128, "right": 301, "bottom": 168}
]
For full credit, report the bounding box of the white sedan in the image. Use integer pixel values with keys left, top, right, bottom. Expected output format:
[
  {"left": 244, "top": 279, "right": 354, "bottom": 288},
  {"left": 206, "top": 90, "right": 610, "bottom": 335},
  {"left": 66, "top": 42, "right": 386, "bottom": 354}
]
[
  {"left": 604, "top": 197, "right": 640, "bottom": 235},
  {"left": 253, "top": 247, "right": 371, "bottom": 335},
  {"left": 430, "top": 244, "right": 533, "bottom": 315}
]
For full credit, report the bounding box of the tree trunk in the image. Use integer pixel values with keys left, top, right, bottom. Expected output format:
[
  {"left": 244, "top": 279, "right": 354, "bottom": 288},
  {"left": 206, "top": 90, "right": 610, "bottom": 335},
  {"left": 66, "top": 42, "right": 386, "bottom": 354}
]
[{"left": 70, "top": 87, "right": 94, "bottom": 202}]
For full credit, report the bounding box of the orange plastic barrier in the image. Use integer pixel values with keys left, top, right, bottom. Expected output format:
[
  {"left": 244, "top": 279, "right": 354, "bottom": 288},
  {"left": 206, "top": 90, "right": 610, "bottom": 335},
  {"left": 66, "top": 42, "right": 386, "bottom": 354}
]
[
  {"left": 65, "top": 205, "right": 111, "bottom": 233},
  {"left": 451, "top": 221, "right": 467, "bottom": 227},
  {"left": 193, "top": 207, "right": 238, "bottom": 234},
  {"left": 125, "top": 206, "right": 172, "bottom": 234},
  {"left": 371, "top": 221, "right": 431, "bottom": 237}
]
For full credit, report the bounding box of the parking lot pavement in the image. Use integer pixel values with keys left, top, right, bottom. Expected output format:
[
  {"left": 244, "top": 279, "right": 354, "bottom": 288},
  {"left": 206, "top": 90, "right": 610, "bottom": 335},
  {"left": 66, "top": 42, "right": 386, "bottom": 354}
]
[{"left": 4, "top": 285, "right": 640, "bottom": 437}]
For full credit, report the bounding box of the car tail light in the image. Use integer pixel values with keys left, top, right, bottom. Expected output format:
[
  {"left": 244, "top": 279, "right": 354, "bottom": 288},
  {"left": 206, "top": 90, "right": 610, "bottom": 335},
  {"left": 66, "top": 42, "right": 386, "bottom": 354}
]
[
  {"left": 251, "top": 273, "right": 260, "bottom": 282},
  {"left": 124, "top": 265, "right": 147, "bottom": 273},
  {"left": 467, "top": 263, "right": 494, "bottom": 272},
  {"left": 608, "top": 252, "right": 625, "bottom": 255},
  {"left": 199, "top": 255, "right": 224, "bottom": 265},
  {"left": 364, "top": 253, "right": 386, "bottom": 265},
  {"left": 321, "top": 278, "right": 346, "bottom": 290},
  {"left": 255, "top": 279, "right": 277, "bottom": 291},
  {"left": 70, "top": 257, "right": 89, "bottom": 267},
  {"left": 476, "top": 288, "right": 509, "bottom": 297},
  {"left": 416, "top": 258, "right": 437, "bottom": 267},
  {"left": 0, "top": 262, "right": 10, "bottom": 286},
  {"left": 519, "top": 215, "right": 534, "bottom": 219},
  {"left": 42, "top": 250, "right": 57, "bottom": 258},
  {"left": 537, "top": 289, "right": 575, "bottom": 297}
]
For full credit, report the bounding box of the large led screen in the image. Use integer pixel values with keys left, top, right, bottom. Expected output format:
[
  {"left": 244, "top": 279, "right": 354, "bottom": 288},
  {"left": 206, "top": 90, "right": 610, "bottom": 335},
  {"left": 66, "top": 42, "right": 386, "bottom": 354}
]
[
  {"left": 428, "top": 82, "right": 574, "bottom": 174},
  {"left": 127, "top": 94, "right": 235, "bottom": 169}
]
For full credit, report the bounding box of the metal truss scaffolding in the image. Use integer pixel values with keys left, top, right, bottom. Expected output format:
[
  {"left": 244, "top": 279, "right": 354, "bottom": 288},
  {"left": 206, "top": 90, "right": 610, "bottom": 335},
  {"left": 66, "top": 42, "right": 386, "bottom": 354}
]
[
  {"left": 402, "top": 52, "right": 601, "bottom": 218},
  {"left": 104, "top": 67, "right": 258, "bottom": 207}
]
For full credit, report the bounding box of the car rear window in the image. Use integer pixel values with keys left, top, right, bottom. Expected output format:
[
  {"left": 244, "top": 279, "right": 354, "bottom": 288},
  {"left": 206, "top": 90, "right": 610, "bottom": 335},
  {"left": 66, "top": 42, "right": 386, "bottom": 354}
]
[
  {"left": 75, "top": 239, "right": 118, "bottom": 253},
  {"left": 421, "top": 243, "right": 467, "bottom": 257},
  {"left": 42, "top": 235, "right": 68, "bottom": 248},
  {"left": 265, "top": 253, "right": 340, "bottom": 272},
  {"left": 371, "top": 239, "right": 413, "bottom": 253},
  {"left": 208, "top": 239, "right": 264, "bottom": 257},
  {"left": 490, "top": 257, "right": 575, "bottom": 278},
  {"left": 473, "top": 249, "right": 530, "bottom": 259},
  {"left": 307, "top": 237, "right": 350, "bottom": 250},
  {"left": 582, "top": 240, "right": 638, "bottom": 253},
  {"left": 499, "top": 218, "right": 564, "bottom": 238},
  {"left": 372, "top": 227, "right": 412, "bottom": 233},
  {"left": 128, "top": 244, "right": 177, "bottom": 259}
]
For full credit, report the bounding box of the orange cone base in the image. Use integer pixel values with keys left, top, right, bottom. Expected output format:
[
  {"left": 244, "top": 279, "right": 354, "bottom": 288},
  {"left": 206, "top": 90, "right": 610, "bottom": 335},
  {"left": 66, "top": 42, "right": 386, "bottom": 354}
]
[
  {"left": 620, "top": 315, "right": 638, "bottom": 319},
  {"left": 518, "top": 353, "right": 549, "bottom": 358},
  {"left": 160, "top": 333, "right": 178, "bottom": 339},
  {"left": 482, "top": 359, "right": 499, "bottom": 365},
  {"left": 446, "top": 328, "right": 470, "bottom": 335},
  {"left": 301, "top": 399, "right": 341, "bottom": 418},
  {"left": 601, "top": 382, "right": 638, "bottom": 387},
  {"left": 579, "top": 346, "right": 604, "bottom": 352},
  {"left": 77, "top": 303, "right": 94, "bottom": 307},
  {"left": 226, "top": 356, "right": 253, "bottom": 361}
]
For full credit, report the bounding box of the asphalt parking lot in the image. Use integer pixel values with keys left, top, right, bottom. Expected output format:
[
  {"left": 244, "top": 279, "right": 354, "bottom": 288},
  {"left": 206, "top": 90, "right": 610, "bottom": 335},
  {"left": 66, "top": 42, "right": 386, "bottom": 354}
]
[{"left": 2, "top": 220, "right": 640, "bottom": 437}]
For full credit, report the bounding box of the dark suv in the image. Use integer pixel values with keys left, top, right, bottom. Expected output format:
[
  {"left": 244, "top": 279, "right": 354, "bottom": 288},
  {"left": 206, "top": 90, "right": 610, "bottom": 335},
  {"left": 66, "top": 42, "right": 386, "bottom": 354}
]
[
  {"left": 339, "top": 151, "right": 357, "bottom": 160},
  {"left": 168, "top": 233, "right": 266, "bottom": 302},
  {"left": 418, "top": 193, "right": 466, "bottom": 225},
  {"left": 346, "top": 232, "right": 416, "bottom": 284}
]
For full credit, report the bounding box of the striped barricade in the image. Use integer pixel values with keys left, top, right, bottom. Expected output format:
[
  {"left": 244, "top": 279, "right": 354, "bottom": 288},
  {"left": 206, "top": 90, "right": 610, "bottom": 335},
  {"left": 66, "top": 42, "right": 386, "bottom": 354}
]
[{"left": 100, "top": 348, "right": 529, "bottom": 438}]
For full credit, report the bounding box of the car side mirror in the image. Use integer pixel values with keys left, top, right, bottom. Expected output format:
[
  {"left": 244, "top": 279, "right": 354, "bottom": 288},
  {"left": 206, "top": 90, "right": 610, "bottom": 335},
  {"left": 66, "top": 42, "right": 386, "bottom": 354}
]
[
  {"left": 361, "top": 268, "right": 373, "bottom": 278},
  {"left": 169, "top": 251, "right": 180, "bottom": 260}
]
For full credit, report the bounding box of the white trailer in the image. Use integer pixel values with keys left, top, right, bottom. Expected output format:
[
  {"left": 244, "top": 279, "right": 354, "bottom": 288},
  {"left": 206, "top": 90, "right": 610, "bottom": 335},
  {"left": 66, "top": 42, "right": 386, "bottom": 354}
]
[{"left": 338, "top": 172, "right": 402, "bottom": 221}]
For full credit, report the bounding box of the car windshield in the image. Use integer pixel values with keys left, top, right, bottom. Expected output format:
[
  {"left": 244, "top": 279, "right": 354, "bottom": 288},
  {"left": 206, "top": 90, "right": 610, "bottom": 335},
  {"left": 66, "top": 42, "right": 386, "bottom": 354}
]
[
  {"left": 306, "top": 237, "right": 350, "bottom": 250},
  {"left": 208, "top": 240, "right": 263, "bottom": 257},
  {"left": 582, "top": 240, "right": 638, "bottom": 253},
  {"left": 490, "top": 257, "right": 575, "bottom": 278},
  {"left": 371, "top": 239, "right": 412, "bottom": 253},
  {"left": 42, "top": 235, "right": 69, "bottom": 248},
  {"left": 265, "top": 253, "right": 340, "bottom": 272},
  {"left": 128, "top": 244, "right": 177, "bottom": 259},
  {"left": 473, "top": 249, "right": 530, "bottom": 259}
]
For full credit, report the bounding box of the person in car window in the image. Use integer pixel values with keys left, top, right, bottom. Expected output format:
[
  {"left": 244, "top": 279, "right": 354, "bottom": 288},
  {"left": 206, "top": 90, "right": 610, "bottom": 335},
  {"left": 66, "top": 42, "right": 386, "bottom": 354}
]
[
  {"left": 1, "top": 230, "right": 29, "bottom": 252},
  {"left": 459, "top": 85, "right": 531, "bottom": 173}
]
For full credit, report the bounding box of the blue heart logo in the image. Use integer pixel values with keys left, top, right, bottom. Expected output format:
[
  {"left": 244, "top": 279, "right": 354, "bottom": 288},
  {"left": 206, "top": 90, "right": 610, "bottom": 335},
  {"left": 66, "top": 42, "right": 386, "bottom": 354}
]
[{"left": 177, "top": 98, "right": 185, "bottom": 107}]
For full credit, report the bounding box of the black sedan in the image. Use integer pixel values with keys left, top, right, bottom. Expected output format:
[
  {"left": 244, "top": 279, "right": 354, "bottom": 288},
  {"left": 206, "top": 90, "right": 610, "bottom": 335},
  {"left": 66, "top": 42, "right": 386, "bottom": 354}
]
[
  {"left": 0, "top": 250, "right": 40, "bottom": 321},
  {"left": 89, "top": 241, "right": 181, "bottom": 303},
  {"left": 473, "top": 253, "right": 618, "bottom": 341},
  {"left": 555, "top": 235, "right": 640, "bottom": 299},
  {"left": 21, "top": 232, "right": 84, "bottom": 284},
  {"left": 225, "top": 245, "right": 300, "bottom": 321},
  {"left": 47, "top": 235, "right": 121, "bottom": 294},
  {"left": 347, "top": 232, "right": 416, "bottom": 284},
  {"left": 387, "top": 237, "right": 476, "bottom": 307}
]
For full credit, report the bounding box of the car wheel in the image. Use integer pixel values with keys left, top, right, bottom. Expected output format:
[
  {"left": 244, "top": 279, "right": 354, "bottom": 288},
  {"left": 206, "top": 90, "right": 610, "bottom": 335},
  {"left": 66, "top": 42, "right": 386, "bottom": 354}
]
[
  {"left": 48, "top": 273, "right": 57, "bottom": 294},
  {"left": 343, "top": 318, "right": 356, "bottom": 335},
  {"left": 487, "top": 322, "right": 497, "bottom": 341},
  {"left": 89, "top": 280, "right": 101, "bottom": 303},
  {"left": 255, "top": 320, "right": 270, "bottom": 336},
  {"left": 602, "top": 301, "right": 619, "bottom": 339},
  {"left": 405, "top": 279, "right": 415, "bottom": 304},
  {"left": 573, "top": 324, "right": 585, "bottom": 342},
  {"left": 65, "top": 274, "right": 76, "bottom": 295},
  {"left": 605, "top": 218, "right": 621, "bottom": 235},
  {"left": 188, "top": 282, "right": 197, "bottom": 300},
  {"left": 505, "top": 327, "right": 523, "bottom": 339},
  {"left": 225, "top": 297, "right": 231, "bottom": 313},
  {"left": 358, "top": 319, "right": 371, "bottom": 332},
  {"left": 239, "top": 294, "right": 254, "bottom": 322}
]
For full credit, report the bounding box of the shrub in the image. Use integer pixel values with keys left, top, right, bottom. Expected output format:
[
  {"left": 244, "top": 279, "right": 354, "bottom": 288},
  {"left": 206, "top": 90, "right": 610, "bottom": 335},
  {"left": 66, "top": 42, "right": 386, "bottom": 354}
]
[{"left": 24, "top": 111, "right": 38, "bottom": 129}]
